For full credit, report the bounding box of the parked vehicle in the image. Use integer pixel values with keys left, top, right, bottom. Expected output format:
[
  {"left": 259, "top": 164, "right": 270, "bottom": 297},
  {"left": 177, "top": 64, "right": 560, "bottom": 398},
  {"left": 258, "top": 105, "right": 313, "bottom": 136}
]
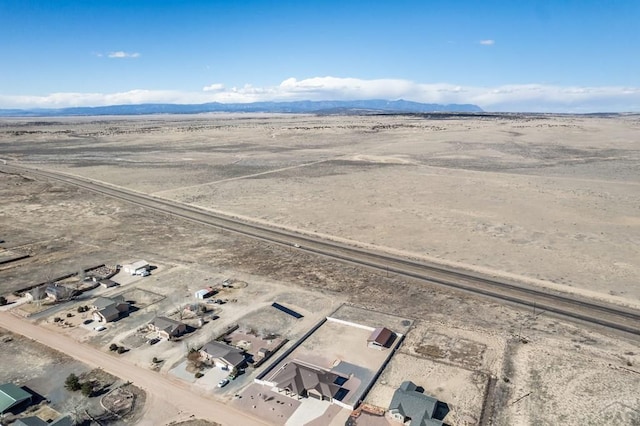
[
  {"left": 217, "top": 378, "right": 229, "bottom": 388},
  {"left": 94, "top": 325, "right": 106, "bottom": 331}
]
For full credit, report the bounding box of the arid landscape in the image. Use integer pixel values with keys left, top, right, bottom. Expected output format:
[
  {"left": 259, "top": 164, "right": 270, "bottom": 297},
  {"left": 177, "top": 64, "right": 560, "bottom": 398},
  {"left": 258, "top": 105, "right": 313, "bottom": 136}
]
[{"left": 0, "top": 113, "right": 639, "bottom": 426}]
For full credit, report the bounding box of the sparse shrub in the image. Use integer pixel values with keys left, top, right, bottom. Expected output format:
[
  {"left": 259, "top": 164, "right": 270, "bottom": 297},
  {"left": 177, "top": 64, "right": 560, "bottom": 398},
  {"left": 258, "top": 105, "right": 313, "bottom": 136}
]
[
  {"left": 117, "top": 346, "right": 126, "bottom": 354},
  {"left": 66, "top": 313, "right": 73, "bottom": 318},
  {"left": 65, "top": 374, "right": 81, "bottom": 391},
  {"left": 627, "top": 360, "right": 633, "bottom": 367},
  {"left": 152, "top": 357, "right": 160, "bottom": 364},
  {"left": 109, "top": 343, "right": 119, "bottom": 352},
  {"left": 53, "top": 317, "right": 62, "bottom": 323},
  {"left": 0, "top": 296, "right": 7, "bottom": 306},
  {"left": 81, "top": 382, "right": 93, "bottom": 397},
  {"left": 195, "top": 372, "right": 204, "bottom": 379},
  {"left": 12, "top": 291, "right": 21, "bottom": 297}
]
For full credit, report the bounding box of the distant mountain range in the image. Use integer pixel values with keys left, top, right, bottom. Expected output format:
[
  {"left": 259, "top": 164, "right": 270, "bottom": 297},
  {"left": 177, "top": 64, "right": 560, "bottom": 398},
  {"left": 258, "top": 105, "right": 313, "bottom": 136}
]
[{"left": 0, "top": 99, "right": 483, "bottom": 117}]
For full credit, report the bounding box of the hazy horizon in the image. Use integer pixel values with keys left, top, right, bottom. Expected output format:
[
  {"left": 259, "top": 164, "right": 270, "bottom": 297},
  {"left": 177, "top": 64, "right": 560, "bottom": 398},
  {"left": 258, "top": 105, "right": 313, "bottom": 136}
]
[{"left": 1, "top": 1, "right": 639, "bottom": 113}]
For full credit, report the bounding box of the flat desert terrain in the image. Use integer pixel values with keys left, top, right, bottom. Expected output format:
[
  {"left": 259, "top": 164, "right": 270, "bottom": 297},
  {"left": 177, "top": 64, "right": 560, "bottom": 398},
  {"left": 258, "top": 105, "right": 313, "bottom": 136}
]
[
  {"left": 0, "top": 113, "right": 639, "bottom": 426},
  {"left": 1, "top": 113, "right": 638, "bottom": 303}
]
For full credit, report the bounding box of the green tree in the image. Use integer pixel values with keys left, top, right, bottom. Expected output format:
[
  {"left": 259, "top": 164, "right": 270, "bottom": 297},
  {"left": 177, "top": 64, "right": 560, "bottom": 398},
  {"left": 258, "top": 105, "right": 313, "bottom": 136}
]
[
  {"left": 81, "top": 382, "right": 93, "bottom": 397},
  {"left": 65, "top": 374, "right": 81, "bottom": 391}
]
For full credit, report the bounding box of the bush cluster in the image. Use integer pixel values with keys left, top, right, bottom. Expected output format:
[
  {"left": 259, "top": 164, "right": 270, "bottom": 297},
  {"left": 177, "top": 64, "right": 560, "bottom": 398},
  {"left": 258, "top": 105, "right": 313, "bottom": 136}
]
[{"left": 65, "top": 373, "right": 94, "bottom": 397}]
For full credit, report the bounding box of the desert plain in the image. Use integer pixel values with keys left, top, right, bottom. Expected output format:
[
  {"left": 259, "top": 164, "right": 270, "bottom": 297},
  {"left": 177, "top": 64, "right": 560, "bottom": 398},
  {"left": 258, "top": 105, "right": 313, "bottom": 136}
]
[{"left": 0, "top": 113, "right": 639, "bottom": 426}]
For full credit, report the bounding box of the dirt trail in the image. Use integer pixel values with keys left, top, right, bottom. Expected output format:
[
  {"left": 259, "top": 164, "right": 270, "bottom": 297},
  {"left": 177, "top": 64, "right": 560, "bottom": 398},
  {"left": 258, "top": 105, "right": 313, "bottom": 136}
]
[{"left": 0, "top": 312, "right": 267, "bottom": 426}]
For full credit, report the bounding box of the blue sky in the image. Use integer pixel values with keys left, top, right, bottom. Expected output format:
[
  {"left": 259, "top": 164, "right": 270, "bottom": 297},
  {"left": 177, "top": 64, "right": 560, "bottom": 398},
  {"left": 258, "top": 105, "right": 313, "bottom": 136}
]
[{"left": 1, "top": 0, "right": 639, "bottom": 111}]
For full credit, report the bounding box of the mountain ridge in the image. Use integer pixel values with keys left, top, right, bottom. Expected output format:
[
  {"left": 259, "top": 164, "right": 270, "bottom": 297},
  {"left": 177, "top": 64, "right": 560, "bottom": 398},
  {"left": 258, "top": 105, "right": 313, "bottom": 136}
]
[{"left": 0, "top": 99, "right": 483, "bottom": 117}]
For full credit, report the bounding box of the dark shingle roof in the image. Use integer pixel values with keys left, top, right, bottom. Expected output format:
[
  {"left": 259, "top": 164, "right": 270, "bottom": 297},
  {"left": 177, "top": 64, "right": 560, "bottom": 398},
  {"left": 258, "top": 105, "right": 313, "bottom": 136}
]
[
  {"left": 14, "top": 417, "right": 48, "bottom": 426},
  {"left": 271, "top": 361, "right": 345, "bottom": 399},
  {"left": 201, "top": 341, "right": 245, "bottom": 367},
  {"left": 150, "top": 316, "right": 184, "bottom": 334},
  {"left": 93, "top": 295, "right": 124, "bottom": 310},
  {"left": 389, "top": 381, "right": 442, "bottom": 426}
]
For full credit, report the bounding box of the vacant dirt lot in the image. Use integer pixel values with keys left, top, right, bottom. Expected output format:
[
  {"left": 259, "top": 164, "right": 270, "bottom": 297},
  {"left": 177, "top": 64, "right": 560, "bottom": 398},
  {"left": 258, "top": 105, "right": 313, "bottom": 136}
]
[
  {"left": 0, "top": 328, "right": 146, "bottom": 425},
  {"left": 1, "top": 114, "right": 639, "bottom": 425}
]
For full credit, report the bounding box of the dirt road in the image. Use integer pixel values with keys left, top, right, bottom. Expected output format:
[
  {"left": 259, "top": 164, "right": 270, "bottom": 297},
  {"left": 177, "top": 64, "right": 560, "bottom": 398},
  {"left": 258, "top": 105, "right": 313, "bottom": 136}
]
[{"left": 0, "top": 312, "right": 268, "bottom": 426}]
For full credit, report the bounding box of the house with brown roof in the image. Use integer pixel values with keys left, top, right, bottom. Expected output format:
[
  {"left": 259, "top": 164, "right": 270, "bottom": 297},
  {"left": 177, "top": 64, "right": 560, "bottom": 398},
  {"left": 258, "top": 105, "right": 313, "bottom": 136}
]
[
  {"left": 148, "top": 316, "right": 186, "bottom": 340},
  {"left": 200, "top": 341, "right": 246, "bottom": 371},
  {"left": 367, "top": 327, "right": 395, "bottom": 349},
  {"left": 270, "top": 361, "right": 349, "bottom": 403},
  {"left": 92, "top": 296, "right": 129, "bottom": 323}
]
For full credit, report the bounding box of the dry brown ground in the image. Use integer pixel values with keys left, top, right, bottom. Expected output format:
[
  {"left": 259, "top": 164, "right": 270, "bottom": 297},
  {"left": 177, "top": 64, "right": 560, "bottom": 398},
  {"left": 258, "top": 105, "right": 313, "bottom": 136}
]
[
  {"left": 0, "top": 114, "right": 639, "bottom": 425},
  {"left": 1, "top": 114, "right": 637, "bottom": 304}
]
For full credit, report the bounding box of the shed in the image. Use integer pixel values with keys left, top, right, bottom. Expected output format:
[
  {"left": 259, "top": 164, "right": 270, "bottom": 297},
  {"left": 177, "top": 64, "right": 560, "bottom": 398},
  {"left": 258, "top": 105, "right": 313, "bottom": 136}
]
[
  {"left": 0, "top": 383, "right": 32, "bottom": 414},
  {"left": 367, "top": 327, "right": 394, "bottom": 349},
  {"left": 99, "top": 278, "right": 118, "bottom": 288},
  {"left": 194, "top": 289, "right": 210, "bottom": 299},
  {"left": 122, "top": 260, "right": 149, "bottom": 275},
  {"left": 256, "top": 348, "right": 271, "bottom": 359}
]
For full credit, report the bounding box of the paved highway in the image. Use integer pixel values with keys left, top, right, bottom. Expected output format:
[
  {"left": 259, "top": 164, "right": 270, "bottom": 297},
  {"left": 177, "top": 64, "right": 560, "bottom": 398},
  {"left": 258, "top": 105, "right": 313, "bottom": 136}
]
[{"left": 3, "top": 163, "right": 640, "bottom": 337}]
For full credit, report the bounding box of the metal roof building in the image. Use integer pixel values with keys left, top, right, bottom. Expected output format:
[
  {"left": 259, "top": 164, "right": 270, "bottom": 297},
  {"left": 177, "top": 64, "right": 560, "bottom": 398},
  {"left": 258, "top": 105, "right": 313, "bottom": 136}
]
[{"left": 0, "top": 383, "right": 32, "bottom": 414}]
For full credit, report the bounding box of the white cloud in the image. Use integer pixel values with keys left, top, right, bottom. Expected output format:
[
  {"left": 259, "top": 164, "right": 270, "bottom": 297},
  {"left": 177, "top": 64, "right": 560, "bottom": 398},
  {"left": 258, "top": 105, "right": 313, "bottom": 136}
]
[
  {"left": 479, "top": 39, "right": 495, "bottom": 46},
  {"left": 107, "top": 51, "right": 140, "bottom": 58},
  {"left": 1, "top": 77, "right": 639, "bottom": 112},
  {"left": 202, "top": 83, "right": 225, "bottom": 92}
]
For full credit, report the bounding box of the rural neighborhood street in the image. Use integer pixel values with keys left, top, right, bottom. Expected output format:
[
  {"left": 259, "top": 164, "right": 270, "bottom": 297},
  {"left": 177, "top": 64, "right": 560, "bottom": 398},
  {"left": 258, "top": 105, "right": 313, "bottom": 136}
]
[{"left": 0, "top": 312, "right": 268, "bottom": 426}]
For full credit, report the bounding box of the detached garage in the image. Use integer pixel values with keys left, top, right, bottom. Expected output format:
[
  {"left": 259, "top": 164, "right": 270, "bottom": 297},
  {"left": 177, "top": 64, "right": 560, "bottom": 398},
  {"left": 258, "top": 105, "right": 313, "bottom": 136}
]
[{"left": 122, "top": 260, "right": 149, "bottom": 275}]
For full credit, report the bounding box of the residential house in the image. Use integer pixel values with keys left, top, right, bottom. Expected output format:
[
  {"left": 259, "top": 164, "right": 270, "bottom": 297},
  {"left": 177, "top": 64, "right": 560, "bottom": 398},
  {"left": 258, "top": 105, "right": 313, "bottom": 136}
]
[
  {"left": 367, "top": 327, "right": 395, "bottom": 349},
  {"left": 14, "top": 415, "right": 72, "bottom": 426},
  {"left": 389, "top": 381, "right": 444, "bottom": 426},
  {"left": 200, "top": 341, "right": 246, "bottom": 371},
  {"left": 0, "top": 383, "right": 32, "bottom": 414},
  {"left": 92, "top": 296, "right": 129, "bottom": 323},
  {"left": 148, "top": 316, "right": 186, "bottom": 340},
  {"left": 270, "top": 361, "right": 349, "bottom": 403},
  {"left": 45, "top": 284, "right": 77, "bottom": 301}
]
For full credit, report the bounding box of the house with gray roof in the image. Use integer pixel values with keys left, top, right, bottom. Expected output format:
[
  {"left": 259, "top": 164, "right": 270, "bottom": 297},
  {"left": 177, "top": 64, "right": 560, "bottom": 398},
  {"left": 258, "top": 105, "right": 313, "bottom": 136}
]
[
  {"left": 14, "top": 414, "right": 72, "bottom": 426},
  {"left": 92, "top": 296, "right": 129, "bottom": 323},
  {"left": 14, "top": 416, "right": 47, "bottom": 426},
  {"left": 389, "top": 381, "right": 444, "bottom": 426},
  {"left": 148, "top": 316, "right": 186, "bottom": 340},
  {"left": 0, "top": 383, "right": 32, "bottom": 414},
  {"left": 45, "top": 284, "right": 77, "bottom": 301},
  {"left": 200, "top": 341, "right": 246, "bottom": 371},
  {"left": 270, "top": 361, "right": 349, "bottom": 403}
]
